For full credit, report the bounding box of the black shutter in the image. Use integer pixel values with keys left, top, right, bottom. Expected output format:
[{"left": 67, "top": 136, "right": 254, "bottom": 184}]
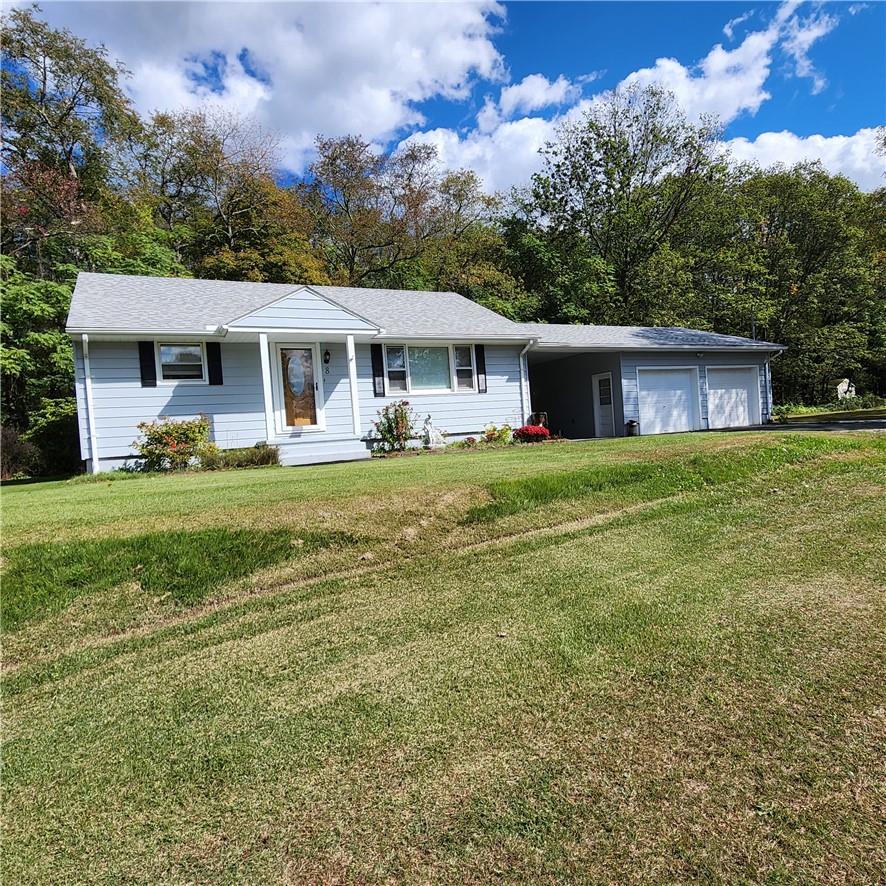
[
  {"left": 475, "top": 344, "right": 487, "bottom": 393},
  {"left": 206, "top": 342, "right": 223, "bottom": 385},
  {"left": 371, "top": 343, "right": 386, "bottom": 397},
  {"left": 138, "top": 341, "right": 157, "bottom": 387}
]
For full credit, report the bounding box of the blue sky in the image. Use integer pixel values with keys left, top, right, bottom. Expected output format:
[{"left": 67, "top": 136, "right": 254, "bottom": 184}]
[{"left": 38, "top": 1, "right": 885, "bottom": 190}]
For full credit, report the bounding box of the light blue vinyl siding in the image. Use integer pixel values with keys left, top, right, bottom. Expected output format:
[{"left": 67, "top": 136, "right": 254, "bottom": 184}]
[
  {"left": 355, "top": 343, "right": 524, "bottom": 438},
  {"left": 226, "top": 288, "right": 377, "bottom": 332},
  {"left": 620, "top": 351, "right": 770, "bottom": 429},
  {"left": 72, "top": 339, "right": 525, "bottom": 464}
]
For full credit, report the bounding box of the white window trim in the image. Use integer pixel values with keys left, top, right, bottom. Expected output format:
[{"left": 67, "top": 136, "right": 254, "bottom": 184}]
[
  {"left": 270, "top": 341, "right": 326, "bottom": 434},
  {"left": 383, "top": 343, "right": 477, "bottom": 396},
  {"left": 155, "top": 341, "right": 208, "bottom": 385}
]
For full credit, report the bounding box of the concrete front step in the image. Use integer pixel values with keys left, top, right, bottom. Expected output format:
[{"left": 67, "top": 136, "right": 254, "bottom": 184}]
[{"left": 277, "top": 439, "right": 371, "bottom": 467}]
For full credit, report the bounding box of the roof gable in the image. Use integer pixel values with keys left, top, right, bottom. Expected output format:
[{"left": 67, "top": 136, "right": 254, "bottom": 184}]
[{"left": 226, "top": 286, "right": 378, "bottom": 332}]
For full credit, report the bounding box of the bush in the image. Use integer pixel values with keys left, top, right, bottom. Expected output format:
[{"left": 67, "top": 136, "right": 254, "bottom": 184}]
[
  {"left": 373, "top": 400, "right": 415, "bottom": 452},
  {"left": 22, "top": 397, "right": 81, "bottom": 475},
  {"left": 513, "top": 424, "right": 551, "bottom": 443},
  {"left": 1, "top": 426, "right": 39, "bottom": 478},
  {"left": 483, "top": 423, "right": 513, "bottom": 444},
  {"left": 133, "top": 415, "right": 211, "bottom": 471}
]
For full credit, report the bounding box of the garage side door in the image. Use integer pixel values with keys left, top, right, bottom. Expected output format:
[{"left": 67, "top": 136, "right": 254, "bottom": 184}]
[
  {"left": 637, "top": 368, "right": 698, "bottom": 435},
  {"left": 707, "top": 367, "right": 760, "bottom": 429}
]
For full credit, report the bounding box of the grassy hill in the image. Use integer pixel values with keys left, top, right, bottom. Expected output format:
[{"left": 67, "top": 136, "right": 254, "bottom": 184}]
[{"left": 3, "top": 432, "right": 885, "bottom": 884}]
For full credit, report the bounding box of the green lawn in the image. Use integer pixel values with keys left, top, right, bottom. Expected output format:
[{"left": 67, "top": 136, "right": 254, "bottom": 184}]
[{"left": 3, "top": 432, "right": 885, "bottom": 884}]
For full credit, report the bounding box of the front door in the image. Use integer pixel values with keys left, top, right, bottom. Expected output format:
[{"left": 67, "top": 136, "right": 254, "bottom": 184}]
[
  {"left": 280, "top": 346, "right": 318, "bottom": 427},
  {"left": 592, "top": 372, "right": 615, "bottom": 437}
]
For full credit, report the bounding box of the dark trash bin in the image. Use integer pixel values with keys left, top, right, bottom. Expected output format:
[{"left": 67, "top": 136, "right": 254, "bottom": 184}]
[{"left": 625, "top": 419, "right": 639, "bottom": 436}]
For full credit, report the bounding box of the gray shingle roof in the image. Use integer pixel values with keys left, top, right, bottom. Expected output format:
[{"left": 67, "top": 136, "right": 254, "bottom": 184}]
[
  {"left": 66, "top": 273, "right": 526, "bottom": 338},
  {"left": 66, "top": 273, "right": 783, "bottom": 350},
  {"left": 517, "top": 323, "right": 782, "bottom": 350},
  {"left": 314, "top": 286, "right": 523, "bottom": 338}
]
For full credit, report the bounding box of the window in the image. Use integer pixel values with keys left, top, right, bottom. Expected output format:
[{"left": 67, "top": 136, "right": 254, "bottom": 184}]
[
  {"left": 157, "top": 343, "right": 205, "bottom": 382},
  {"left": 383, "top": 344, "right": 476, "bottom": 394},
  {"left": 408, "top": 346, "right": 450, "bottom": 390},
  {"left": 384, "top": 345, "right": 408, "bottom": 392},
  {"left": 598, "top": 376, "right": 612, "bottom": 405},
  {"left": 453, "top": 345, "right": 475, "bottom": 391}
]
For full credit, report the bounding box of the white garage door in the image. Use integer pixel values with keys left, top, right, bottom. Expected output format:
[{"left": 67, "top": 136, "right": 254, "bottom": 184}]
[
  {"left": 707, "top": 367, "right": 760, "bottom": 429},
  {"left": 637, "top": 368, "right": 698, "bottom": 435}
]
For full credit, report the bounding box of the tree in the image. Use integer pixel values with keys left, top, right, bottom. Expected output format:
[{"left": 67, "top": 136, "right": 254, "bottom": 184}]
[
  {"left": 526, "top": 83, "right": 721, "bottom": 321},
  {"left": 1, "top": 5, "right": 141, "bottom": 263},
  {"left": 305, "top": 136, "right": 494, "bottom": 286}
]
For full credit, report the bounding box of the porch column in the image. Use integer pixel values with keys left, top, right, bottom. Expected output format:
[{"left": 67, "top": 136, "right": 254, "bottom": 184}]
[
  {"left": 346, "top": 334, "right": 362, "bottom": 437},
  {"left": 519, "top": 341, "right": 534, "bottom": 424},
  {"left": 258, "top": 333, "right": 275, "bottom": 441}
]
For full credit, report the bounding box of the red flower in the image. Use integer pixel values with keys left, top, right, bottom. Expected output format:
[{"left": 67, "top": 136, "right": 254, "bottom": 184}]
[{"left": 513, "top": 424, "right": 551, "bottom": 443}]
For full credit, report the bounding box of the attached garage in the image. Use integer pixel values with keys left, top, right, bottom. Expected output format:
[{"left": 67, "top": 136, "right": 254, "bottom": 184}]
[
  {"left": 637, "top": 367, "right": 701, "bottom": 435},
  {"left": 707, "top": 366, "right": 761, "bottom": 428}
]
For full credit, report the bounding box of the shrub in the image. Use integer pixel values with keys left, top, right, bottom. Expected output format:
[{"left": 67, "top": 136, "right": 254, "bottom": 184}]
[
  {"left": 373, "top": 400, "right": 415, "bottom": 452},
  {"left": 513, "top": 424, "right": 551, "bottom": 443},
  {"left": 483, "top": 423, "right": 513, "bottom": 444},
  {"left": 133, "top": 415, "right": 211, "bottom": 471},
  {"left": 213, "top": 442, "right": 280, "bottom": 469},
  {"left": 22, "top": 398, "right": 81, "bottom": 476},
  {"left": 1, "top": 426, "right": 39, "bottom": 479}
]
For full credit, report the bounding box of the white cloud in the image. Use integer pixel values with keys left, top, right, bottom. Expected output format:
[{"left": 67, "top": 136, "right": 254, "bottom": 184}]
[
  {"left": 39, "top": 0, "right": 507, "bottom": 170},
  {"left": 781, "top": 9, "right": 839, "bottom": 94},
  {"left": 726, "top": 128, "right": 884, "bottom": 190},
  {"left": 404, "top": 115, "right": 557, "bottom": 194},
  {"left": 499, "top": 73, "right": 582, "bottom": 117},
  {"left": 34, "top": 0, "right": 879, "bottom": 193},
  {"left": 476, "top": 72, "right": 592, "bottom": 133},
  {"left": 723, "top": 10, "right": 755, "bottom": 41}
]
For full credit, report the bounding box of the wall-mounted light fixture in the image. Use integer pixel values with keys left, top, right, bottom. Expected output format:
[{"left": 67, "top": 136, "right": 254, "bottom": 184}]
[
  {"left": 696, "top": 352, "right": 704, "bottom": 359},
  {"left": 323, "top": 349, "right": 331, "bottom": 365}
]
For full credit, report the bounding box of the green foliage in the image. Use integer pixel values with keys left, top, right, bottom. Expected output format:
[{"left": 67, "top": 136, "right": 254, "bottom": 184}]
[
  {"left": 483, "top": 423, "right": 513, "bottom": 444},
  {"left": 0, "top": 255, "right": 74, "bottom": 426},
  {"left": 22, "top": 397, "right": 80, "bottom": 475},
  {"left": 133, "top": 416, "right": 211, "bottom": 472},
  {"left": 0, "top": 426, "right": 39, "bottom": 478},
  {"left": 372, "top": 400, "right": 416, "bottom": 452}
]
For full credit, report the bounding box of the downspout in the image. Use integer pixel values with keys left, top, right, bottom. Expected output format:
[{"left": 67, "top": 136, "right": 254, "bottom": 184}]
[
  {"left": 518, "top": 339, "right": 537, "bottom": 424},
  {"left": 81, "top": 334, "right": 100, "bottom": 474}
]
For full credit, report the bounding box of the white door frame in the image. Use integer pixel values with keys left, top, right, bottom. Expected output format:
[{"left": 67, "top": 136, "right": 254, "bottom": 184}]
[
  {"left": 591, "top": 371, "right": 615, "bottom": 438},
  {"left": 269, "top": 341, "right": 327, "bottom": 435},
  {"left": 704, "top": 365, "right": 762, "bottom": 427},
  {"left": 636, "top": 366, "right": 703, "bottom": 434}
]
